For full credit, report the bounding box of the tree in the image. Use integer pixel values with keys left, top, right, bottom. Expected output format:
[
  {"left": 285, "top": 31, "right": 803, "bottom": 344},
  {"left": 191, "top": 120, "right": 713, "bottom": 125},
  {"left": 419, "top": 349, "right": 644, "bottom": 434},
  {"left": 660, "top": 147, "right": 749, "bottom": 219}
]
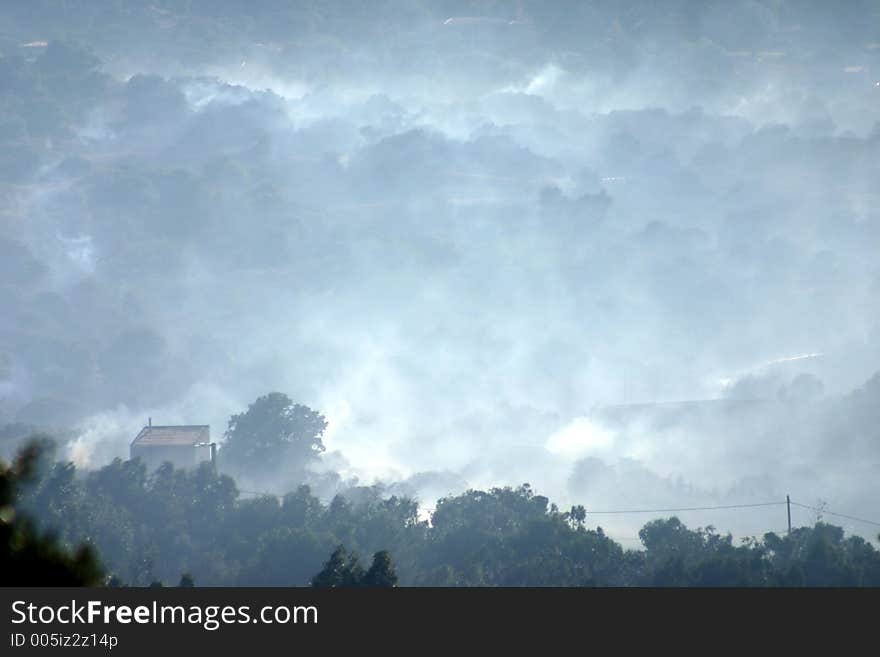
[
  {"left": 362, "top": 550, "right": 399, "bottom": 587},
  {"left": 568, "top": 505, "right": 587, "bottom": 529},
  {"left": 311, "top": 545, "right": 364, "bottom": 588},
  {"left": 0, "top": 439, "right": 104, "bottom": 585},
  {"left": 311, "top": 546, "right": 399, "bottom": 587},
  {"left": 9, "top": 433, "right": 880, "bottom": 588},
  {"left": 221, "top": 393, "right": 327, "bottom": 474}
]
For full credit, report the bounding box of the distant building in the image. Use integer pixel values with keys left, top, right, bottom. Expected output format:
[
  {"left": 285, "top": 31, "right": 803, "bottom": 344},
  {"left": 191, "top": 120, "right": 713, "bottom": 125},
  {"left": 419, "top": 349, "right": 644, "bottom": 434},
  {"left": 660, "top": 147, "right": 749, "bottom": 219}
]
[{"left": 129, "top": 420, "right": 216, "bottom": 471}]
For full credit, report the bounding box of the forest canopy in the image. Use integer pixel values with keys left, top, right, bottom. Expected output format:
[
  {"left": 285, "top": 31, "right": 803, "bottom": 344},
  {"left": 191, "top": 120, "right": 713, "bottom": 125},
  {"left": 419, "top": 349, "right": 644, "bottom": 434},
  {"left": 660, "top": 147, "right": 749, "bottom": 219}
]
[{"left": 3, "top": 438, "right": 880, "bottom": 587}]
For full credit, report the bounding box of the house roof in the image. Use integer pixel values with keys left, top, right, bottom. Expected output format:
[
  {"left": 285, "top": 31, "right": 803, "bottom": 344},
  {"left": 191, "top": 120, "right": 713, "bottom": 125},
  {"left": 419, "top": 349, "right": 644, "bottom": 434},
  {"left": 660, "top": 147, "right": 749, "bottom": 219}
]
[{"left": 131, "top": 425, "right": 210, "bottom": 447}]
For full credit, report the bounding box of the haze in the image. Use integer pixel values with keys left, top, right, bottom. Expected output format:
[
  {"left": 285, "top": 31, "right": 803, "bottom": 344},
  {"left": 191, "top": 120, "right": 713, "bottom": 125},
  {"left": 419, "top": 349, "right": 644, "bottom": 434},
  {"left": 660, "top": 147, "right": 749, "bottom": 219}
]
[{"left": 1, "top": 1, "right": 879, "bottom": 546}]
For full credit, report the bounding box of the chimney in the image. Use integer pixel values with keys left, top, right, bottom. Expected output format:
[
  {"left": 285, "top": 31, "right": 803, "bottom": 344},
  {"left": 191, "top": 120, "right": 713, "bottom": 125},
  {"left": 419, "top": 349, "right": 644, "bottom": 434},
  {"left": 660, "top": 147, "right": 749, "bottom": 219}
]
[
  {"left": 210, "top": 442, "right": 217, "bottom": 467},
  {"left": 148, "top": 417, "right": 152, "bottom": 427}
]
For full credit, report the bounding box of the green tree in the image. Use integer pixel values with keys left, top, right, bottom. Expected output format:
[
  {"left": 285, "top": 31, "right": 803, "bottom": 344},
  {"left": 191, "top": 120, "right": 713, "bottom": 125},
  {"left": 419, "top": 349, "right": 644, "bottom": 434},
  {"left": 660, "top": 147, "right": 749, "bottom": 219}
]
[
  {"left": 281, "top": 485, "right": 323, "bottom": 527},
  {"left": 1, "top": 440, "right": 104, "bottom": 585},
  {"left": 568, "top": 505, "right": 587, "bottom": 529},
  {"left": 311, "top": 546, "right": 399, "bottom": 587},
  {"left": 311, "top": 545, "right": 364, "bottom": 587},
  {"left": 221, "top": 393, "right": 327, "bottom": 474},
  {"left": 362, "top": 550, "right": 398, "bottom": 587}
]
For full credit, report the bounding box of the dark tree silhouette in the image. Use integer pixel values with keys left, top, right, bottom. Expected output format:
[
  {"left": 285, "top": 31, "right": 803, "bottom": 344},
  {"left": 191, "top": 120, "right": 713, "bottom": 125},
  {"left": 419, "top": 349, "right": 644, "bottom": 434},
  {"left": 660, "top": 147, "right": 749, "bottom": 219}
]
[
  {"left": 1, "top": 439, "right": 103, "bottom": 586},
  {"left": 311, "top": 547, "right": 398, "bottom": 587},
  {"left": 311, "top": 545, "right": 364, "bottom": 588},
  {"left": 362, "top": 550, "right": 399, "bottom": 587}
]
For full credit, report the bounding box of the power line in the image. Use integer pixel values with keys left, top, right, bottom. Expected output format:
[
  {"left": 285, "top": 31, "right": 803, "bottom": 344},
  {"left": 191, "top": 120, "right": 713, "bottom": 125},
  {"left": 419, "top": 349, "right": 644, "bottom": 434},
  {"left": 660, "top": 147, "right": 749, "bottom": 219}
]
[
  {"left": 423, "top": 501, "right": 785, "bottom": 516},
  {"left": 584, "top": 501, "right": 785, "bottom": 515},
  {"left": 789, "top": 501, "right": 880, "bottom": 529},
  {"left": 239, "top": 490, "right": 880, "bottom": 531},
  {"left": 239, "top": 489, "right": 277, "bottom": 497}
]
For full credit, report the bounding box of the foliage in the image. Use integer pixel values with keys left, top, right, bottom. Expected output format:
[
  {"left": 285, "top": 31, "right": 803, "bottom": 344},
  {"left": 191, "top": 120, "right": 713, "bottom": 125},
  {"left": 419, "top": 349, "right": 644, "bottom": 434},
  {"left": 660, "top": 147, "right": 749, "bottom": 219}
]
[
  {"left": 221, "top": 393, "right": 327, "bottom": 475},
  {"left": 1, "top": 439, "right": 103, "bottom": 586},
  {"left": 311, "top": 545, "right": 364, "bottom": 587},
  {"left": 311, "top": 546, "right": 398, "bottom": 587},
  {"left": 7, "top": 438, "right": 880, "bottom": 587}
]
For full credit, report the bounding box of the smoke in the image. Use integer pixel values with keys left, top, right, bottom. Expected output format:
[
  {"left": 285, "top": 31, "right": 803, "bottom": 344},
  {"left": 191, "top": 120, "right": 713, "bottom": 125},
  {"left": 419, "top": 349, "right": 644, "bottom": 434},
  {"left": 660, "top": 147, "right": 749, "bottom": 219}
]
[
  {"left": 2, "top": 3, "right": 880, "bottom": 544},
  {"left": 545, "top": 417, "right": 616, "bottom": 459}
]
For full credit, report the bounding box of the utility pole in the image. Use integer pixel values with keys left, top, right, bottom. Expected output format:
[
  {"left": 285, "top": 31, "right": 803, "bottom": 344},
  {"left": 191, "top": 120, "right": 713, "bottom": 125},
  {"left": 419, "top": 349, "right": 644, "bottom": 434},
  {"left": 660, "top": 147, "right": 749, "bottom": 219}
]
[{"left": 786, "top": 495, "right": 792, "bottom": 535}]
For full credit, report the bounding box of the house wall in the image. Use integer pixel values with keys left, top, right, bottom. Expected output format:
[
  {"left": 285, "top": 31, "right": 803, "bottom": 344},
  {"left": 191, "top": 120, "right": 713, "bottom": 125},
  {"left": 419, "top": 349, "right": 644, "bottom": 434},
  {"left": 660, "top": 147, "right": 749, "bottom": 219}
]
[{"left": 130, "top": 444, "right": 211, "bottom": 471}]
